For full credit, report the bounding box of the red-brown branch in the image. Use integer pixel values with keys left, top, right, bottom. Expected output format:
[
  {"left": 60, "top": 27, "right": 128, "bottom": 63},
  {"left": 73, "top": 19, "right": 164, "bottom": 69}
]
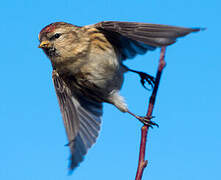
[{"left": 135, "top": 47, "right": 167, "bottom": 180}]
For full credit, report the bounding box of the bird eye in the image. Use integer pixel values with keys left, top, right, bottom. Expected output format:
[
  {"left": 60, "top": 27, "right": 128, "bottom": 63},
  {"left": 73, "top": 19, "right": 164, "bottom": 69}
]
[
  {"left": 54, "top": 33, "right": 61, "bottom": 39},
  {"left": 50, "top": 33, "right": 61, "bottom": 40}
]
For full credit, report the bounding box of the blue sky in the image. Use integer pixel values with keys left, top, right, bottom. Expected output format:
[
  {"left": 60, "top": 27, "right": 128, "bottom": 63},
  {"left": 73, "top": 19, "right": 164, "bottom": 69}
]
[{"left": 0, "top": 0, "right": 220, "bottom": 179}]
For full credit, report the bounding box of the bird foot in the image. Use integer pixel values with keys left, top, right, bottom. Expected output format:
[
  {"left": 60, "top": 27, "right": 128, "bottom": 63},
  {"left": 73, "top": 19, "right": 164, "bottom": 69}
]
[
  {"left": 126, "top": 67, "right": 155, "bottom": 90},
  {"left": 138, "top": 72, "right": 155, "bottom": 90},
  {"left": 127, "top": 111, "right": 159, "bottom": 128},
  {"left": 137, "top": 116, "right": 159, "bottom": 128}
]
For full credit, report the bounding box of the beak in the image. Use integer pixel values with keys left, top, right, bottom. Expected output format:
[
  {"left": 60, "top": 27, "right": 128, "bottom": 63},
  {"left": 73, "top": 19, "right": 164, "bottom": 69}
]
[{"left": 38, "top": 41, "right": 50, "bottom": 48}]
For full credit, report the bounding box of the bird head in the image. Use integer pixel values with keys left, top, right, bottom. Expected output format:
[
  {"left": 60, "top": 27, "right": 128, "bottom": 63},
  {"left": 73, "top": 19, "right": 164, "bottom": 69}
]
[{"left": 38, "top": 22, "right": 84, "bottom": 60}]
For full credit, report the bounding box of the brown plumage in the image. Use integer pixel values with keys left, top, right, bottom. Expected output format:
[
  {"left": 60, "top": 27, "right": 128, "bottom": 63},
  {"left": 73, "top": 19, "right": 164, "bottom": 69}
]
[{"left": 38, "top": 21, "right": 202, "bottom": 171}]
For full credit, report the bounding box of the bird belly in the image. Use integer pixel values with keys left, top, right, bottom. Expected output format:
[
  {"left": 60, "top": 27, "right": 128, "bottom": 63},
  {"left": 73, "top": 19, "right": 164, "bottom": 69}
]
[{"left": 79, "top": 53, "right": 123, "bottom": 95}]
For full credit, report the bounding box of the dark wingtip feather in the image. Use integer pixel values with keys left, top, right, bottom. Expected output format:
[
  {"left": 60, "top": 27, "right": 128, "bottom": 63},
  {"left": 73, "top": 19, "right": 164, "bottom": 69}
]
[
  {"left": 68, "top": 155, "right": 84, "bottom": 174},
  {"left": 191, "top": 27, "right": 207, "bottom": 32}
]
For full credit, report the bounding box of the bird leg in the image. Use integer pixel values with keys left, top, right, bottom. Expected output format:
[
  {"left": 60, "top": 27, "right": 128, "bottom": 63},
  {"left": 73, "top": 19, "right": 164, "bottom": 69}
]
[
  {"left": 123, "top": 65, "right": 155, "bottom": 90},
  {"left": 127, "top": 110, "right": 159, "bottom": 128}
]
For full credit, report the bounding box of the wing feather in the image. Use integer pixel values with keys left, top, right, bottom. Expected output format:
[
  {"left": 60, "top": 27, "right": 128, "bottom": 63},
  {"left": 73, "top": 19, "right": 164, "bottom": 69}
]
[
  {"left": 94, "top": 21, "right": 201, "bottom": 60},
  {"left": 52, "top": 70, "right": 103, "bottom": 171}
]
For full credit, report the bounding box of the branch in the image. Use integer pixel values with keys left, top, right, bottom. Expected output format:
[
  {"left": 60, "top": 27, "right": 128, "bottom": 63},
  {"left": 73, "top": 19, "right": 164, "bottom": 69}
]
[{"left": 135, "top": 47, "right": 167, "bottom": 180}]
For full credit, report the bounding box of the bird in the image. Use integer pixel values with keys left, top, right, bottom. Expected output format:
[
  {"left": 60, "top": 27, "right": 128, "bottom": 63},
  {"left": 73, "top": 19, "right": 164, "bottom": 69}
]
[{"left": 38, "top": 21, "right": 202, "bottom": 171}]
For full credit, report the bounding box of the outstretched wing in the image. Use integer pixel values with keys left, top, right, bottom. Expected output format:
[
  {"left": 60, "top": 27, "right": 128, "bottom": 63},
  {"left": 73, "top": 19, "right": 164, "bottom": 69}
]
[
  {"left": 94, "top": 21, "right": 201, "bottom": 60},
  {"left": 52, "top": 70, "right": 103, "bottom": 171}
]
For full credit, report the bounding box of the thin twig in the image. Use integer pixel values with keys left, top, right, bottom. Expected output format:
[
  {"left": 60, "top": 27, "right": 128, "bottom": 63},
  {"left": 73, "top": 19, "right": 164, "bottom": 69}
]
[{"left": 135, "top": 47, "right": 167, "bottom": 180}]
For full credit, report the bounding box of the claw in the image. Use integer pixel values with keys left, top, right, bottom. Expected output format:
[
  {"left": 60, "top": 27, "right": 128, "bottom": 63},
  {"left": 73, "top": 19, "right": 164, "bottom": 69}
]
[
  {"left": 127, "top": 111, "right": 159, "bottom": 128},
  {"left": 138, "top": 72, "right": 155, "bottom": 90},
  {"left": 137, "top": 115, "right": 159, "bottom": 128},
  {"left": 122, "top": 65, "right": 155, "bottom": 90}
]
